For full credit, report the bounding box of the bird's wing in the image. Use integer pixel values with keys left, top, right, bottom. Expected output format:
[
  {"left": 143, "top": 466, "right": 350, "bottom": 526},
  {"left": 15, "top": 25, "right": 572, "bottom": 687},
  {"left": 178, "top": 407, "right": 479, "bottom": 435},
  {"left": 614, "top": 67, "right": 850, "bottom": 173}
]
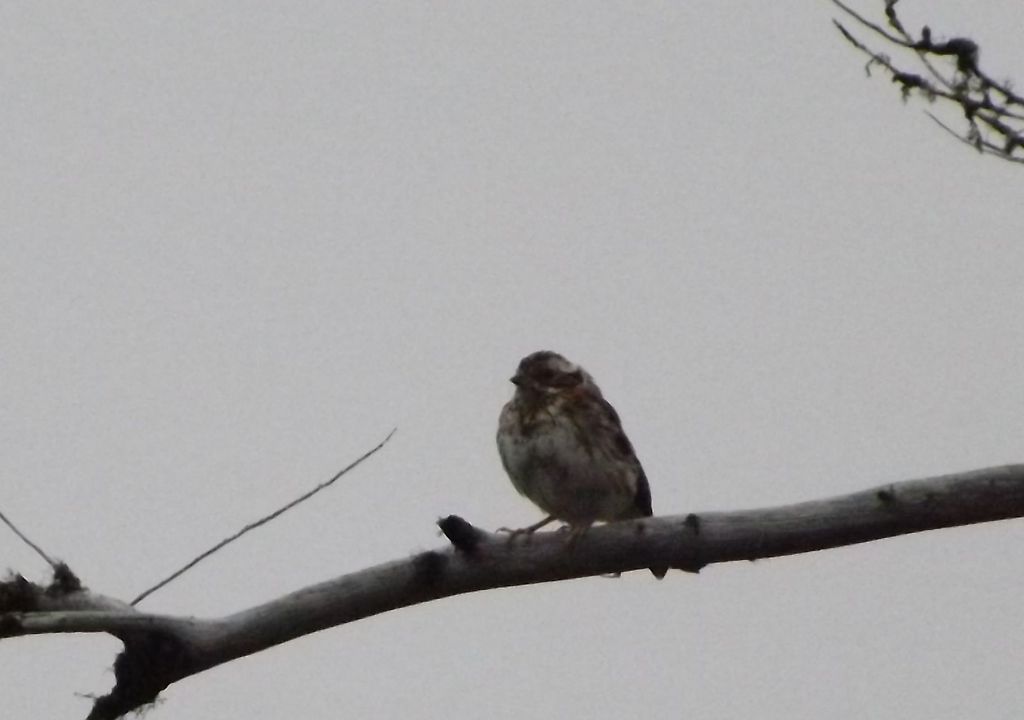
[{"left": 585, "top": 394, "right": 654, "bottom": 518}]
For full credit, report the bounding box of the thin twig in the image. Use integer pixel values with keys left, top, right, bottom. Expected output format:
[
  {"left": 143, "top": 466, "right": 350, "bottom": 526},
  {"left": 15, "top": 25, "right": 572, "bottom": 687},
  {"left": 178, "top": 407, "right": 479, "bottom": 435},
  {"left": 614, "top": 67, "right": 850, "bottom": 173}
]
[
  {"left": 129, "top": 428, "right": 397, "bottom": 606},
  {"left": 926, "top": 112, "right": 1024, "bottom": 163},
  {"left": 926, "top": 111, "right": 984, "bottom": 151},
  {"left": 877, "top": 0, "right": 955, "bottom": 93},
  {"left": 0, "top": 507, "right": 57, "bottom": 568},
  {"left": 833, "top": 0, "right": 912, "bottom": 49}
]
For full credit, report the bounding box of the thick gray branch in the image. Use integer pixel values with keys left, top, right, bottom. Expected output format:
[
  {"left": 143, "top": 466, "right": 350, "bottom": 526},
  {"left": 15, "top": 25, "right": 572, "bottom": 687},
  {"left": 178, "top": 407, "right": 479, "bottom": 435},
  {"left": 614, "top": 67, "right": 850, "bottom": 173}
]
[{"left": 3, "top": 464, "right": 1023, "bottom": 719}]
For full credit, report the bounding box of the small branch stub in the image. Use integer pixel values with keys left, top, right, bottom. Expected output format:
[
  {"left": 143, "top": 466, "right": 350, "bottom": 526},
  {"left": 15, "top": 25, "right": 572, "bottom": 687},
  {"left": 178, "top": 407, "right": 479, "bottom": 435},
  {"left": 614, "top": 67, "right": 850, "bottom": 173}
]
[{"left": 437, "top": 515, "right": 485, "bottom": 553}]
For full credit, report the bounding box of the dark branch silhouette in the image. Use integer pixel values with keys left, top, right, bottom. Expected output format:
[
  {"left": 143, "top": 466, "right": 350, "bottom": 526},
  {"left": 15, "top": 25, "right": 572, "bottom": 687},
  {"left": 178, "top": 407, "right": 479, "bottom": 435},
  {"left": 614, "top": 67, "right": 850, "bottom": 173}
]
[
  {"left": 833, "top": 0, "right": 1024, "bottom": 163},
  {"left": 3, "top": 464, "right": 1024, "bottom": 719},
  {"left": 0, "top": 508, "right": 58, "bottom": 569}
]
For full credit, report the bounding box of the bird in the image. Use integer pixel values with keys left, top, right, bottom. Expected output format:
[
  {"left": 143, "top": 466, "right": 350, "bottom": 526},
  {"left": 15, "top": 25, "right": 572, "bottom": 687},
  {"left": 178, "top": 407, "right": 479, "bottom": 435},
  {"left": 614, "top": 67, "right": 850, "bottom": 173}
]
[{"left": 496, "top": 350, "right": 665, "bottom": 577}]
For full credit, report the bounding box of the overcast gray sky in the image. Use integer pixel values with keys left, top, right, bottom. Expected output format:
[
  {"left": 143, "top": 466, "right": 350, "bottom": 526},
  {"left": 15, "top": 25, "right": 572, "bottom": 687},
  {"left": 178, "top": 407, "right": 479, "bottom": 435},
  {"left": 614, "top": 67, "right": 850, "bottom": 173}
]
[{"left": 3, "top": 2, "right": 1024, "bottom": 718}]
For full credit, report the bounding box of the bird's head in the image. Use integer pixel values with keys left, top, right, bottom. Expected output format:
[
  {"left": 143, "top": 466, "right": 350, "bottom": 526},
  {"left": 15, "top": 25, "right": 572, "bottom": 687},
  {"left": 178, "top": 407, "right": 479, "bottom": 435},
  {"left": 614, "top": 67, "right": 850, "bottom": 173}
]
[{"left": 510, "top": 351, "right": 595, "bottom": 399}]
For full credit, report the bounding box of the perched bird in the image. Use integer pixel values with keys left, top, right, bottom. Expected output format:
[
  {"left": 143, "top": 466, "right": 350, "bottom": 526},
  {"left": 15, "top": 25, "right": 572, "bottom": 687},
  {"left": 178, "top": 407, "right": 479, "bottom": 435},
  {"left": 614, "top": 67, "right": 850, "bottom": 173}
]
[{"left": 496, "top": 350, "right": 665, "bottom": 577}]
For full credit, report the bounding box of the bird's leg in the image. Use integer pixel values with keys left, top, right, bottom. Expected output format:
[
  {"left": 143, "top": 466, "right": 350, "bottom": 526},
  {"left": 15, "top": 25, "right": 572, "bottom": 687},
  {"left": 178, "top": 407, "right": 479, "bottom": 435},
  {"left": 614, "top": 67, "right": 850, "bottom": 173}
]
[{"left": 497, "top": 515, "right": 557, "bottom": 540}]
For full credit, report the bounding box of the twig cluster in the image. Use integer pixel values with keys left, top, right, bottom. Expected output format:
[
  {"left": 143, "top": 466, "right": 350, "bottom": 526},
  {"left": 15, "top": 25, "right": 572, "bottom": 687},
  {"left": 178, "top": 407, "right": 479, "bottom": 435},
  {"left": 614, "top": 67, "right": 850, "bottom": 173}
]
[{"left": 834, "top": 0, "right": 1024, "bottom": 163}]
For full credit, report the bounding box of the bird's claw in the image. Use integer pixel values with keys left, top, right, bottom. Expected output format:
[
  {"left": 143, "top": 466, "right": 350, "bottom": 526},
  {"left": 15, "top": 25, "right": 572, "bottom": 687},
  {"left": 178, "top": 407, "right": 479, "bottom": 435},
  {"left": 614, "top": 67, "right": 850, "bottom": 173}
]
[{"left": 496, "top": 526, "right": 538, "bottom": 543}]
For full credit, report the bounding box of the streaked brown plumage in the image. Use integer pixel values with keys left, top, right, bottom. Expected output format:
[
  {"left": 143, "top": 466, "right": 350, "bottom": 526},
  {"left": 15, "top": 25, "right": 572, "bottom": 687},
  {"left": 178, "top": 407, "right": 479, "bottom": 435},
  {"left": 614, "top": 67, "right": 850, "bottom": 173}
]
[{"left": 496, "top": 351, "right": 664, "bottom": 577}]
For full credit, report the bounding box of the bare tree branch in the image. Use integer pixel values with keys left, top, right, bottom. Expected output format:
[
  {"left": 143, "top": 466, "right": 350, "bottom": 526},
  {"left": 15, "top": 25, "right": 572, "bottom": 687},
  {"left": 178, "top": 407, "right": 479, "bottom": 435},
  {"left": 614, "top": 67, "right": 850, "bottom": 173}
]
[
  {"left": 833, "top": 0, "right": 1024, "bottom": 163},
  {"left": 129, "top": 429, "right": 396, "bottom": 606},
  {"left": 3, "top": 464, "right": 1024, "bottom": 719}
]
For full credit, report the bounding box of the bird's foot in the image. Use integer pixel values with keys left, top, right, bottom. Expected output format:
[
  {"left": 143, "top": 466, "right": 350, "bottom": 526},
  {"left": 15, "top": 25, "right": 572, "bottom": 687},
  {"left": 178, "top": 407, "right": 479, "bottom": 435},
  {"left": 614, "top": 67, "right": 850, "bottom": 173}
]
[
  {"left": 496, "top": 526, "right": 533, "bottom": 541},
  {"left": 496, "top": 515, "right": 557, "bottom": 542}
]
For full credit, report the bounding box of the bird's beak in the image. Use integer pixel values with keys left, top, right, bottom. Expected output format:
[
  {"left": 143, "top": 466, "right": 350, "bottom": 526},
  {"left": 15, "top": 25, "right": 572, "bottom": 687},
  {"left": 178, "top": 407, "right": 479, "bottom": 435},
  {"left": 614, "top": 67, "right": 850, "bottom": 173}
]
[{"left": 510, "top": 373, "right": 524, "bottom": 386}]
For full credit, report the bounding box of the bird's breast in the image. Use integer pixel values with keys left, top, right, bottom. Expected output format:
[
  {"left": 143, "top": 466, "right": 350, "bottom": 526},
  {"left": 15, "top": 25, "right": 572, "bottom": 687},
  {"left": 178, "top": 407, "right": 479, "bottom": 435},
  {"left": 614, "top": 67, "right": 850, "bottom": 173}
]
[{"left": 497, "top": 398, "right": 637, "bottom": 524}]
